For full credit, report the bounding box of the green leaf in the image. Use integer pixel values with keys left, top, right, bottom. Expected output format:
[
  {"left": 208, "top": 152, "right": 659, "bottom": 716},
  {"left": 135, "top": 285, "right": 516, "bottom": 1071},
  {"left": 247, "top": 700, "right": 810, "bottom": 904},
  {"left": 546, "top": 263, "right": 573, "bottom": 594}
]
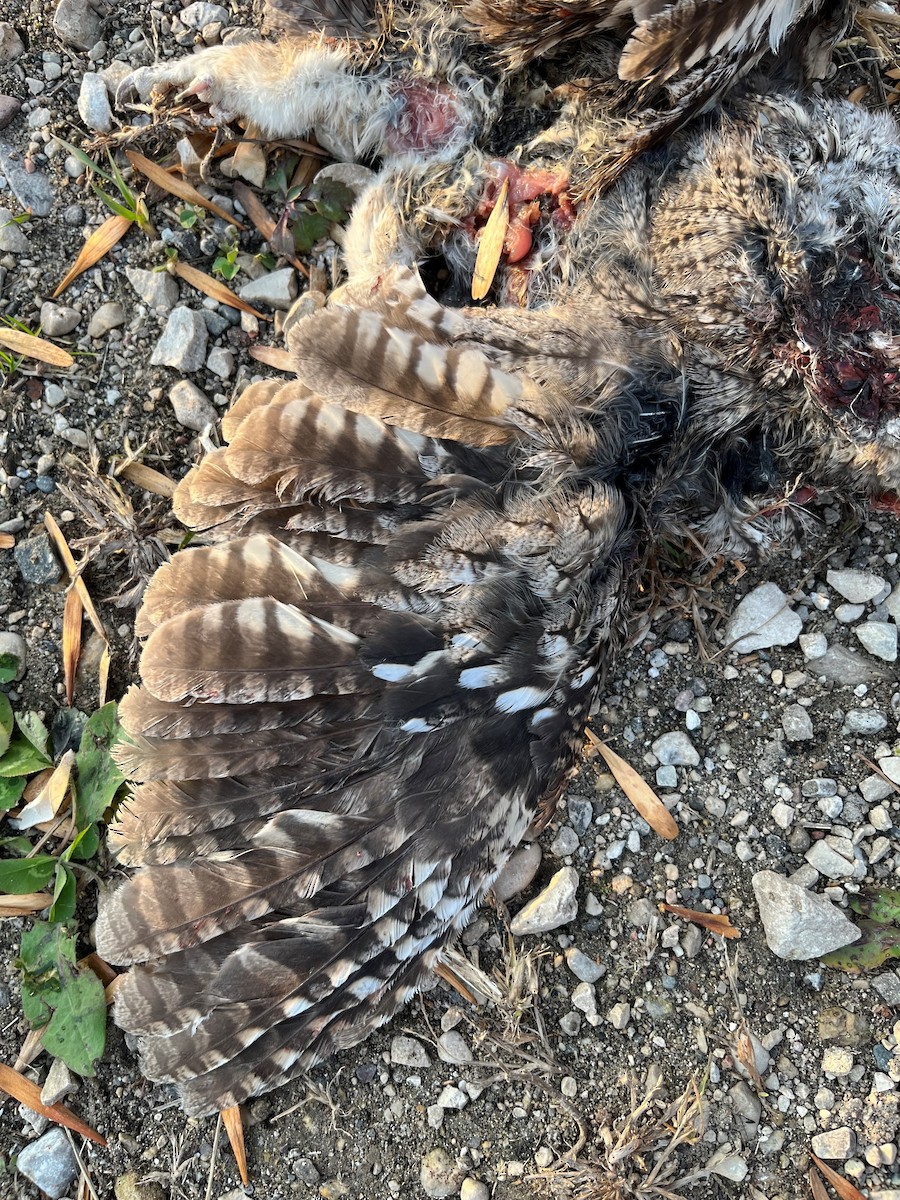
[
  {"left": 212, "top": 255, "right": 240, "bottom": 281},
  {"left": 821, "top": 918, "right": 900, "bottom": 972},
  {"left": 43, "top": 968, "right": 106, "bottom": 1077},
  {"left": 48, "top": 864, "right": 77, "bottom": 923},
  {"left": 0, "top": 653, "right": 18, "bottom": 684},
  {"left": 179, "top": 207, "right": 199, "bottom": 229},
  {"left": 0, "top": 855, "right": 56, "bottom": 894},
  {"left": 73, "top": 702, "right": 123, "bottom": 827},
  {"left": 292, "top": 210, "right": 330, "bottom": 252},
  {"left": 0, "top": 774, "right": 26, "bottom": 811},
  {"left": 17, "top": 923, "right": 74, "bottom": 1026},
  {"left": 309, "top": 179, "right": 353, "bottom": 223},
  {"left": 0, "top": 835, "right": 33, "bottom": 855},
  {"left": 16, "top": 711, "right": 50, "bottom": 758},
  {"left": 53, "top": 137, "right": 114, "bottom": 183},
  {"left": 0, "top": 692, "right": 13, "bottom": 753},
  {"left": 0, "top": 735, "right": 52, "bottom": 777},
  {"left": 93, "top": 185, "right": 137, "bottom": 222},
  {"left": 850, "top": 887, "right": 900, "bottom": 925},
  {"left": 61, "top": 823, "right": 100, "bottom": 863}
]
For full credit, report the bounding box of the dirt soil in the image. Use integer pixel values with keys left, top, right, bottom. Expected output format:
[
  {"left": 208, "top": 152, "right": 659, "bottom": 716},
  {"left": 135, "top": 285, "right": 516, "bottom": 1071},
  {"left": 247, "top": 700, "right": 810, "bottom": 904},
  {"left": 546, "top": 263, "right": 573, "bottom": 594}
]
[{"left": 1, "top": 3, "right": 900, "bottom": 1199}]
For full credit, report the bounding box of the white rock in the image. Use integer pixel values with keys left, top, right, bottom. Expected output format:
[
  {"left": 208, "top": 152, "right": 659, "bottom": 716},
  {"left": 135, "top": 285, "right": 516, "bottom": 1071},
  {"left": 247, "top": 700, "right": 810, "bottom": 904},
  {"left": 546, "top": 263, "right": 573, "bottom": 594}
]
[
  {"left": 180, "top": 2, "right": 230, "bottom": 27},
  {"left": 39, "top": 301, "right": 80, "bottom": 336},
  {"left": 151, "top": 307, "right": 208, "bottom": 370},
  {"left": 16, "top": 1128, "right": 78, "bottom": 1199},
  {"left": 804, "top": 840, "right": 856, "bottom": 879},
  {"left": 436, "top": 1031, "right": 472, "bottom": 1064},
  {"left": 239, "top": 268, "right": 298, "bottom": 311},
  {"left": 607, "top": 1002, "right": 631, "bottom": 1030},
  {"left": 0, "top": 22, "right": 25, "bottom": 61},
  {"left": 799, "top": 631, "right": 827, "bottom": 659},
  {"left": 751, "top": 870, "right": 860, "bottom": 959},
  {"left": 77, "top": 72, "right": 112, "bottom": 134},
  {"left": 855, "top": 621, "right": 898, "bottom": 662},
  {"left": 725, "top": 582, "right": 801, "bottom": 652},
  {"left": 652, "top": 730, "right": 699, "bottom": 766},
  {"left": 390, "top": 1035, "right": 430, "bottom": 1068},
  {"left": 0, "top": 206, "right": 29, "bottom": 252},
  {"left": 782, "top": 704, "right": 814, "bottom": 741},
  {"left": 168, "top": 380, "right": 217, "bottom": 431},
  {"left": 125, "top": 266, "right": 179, "bottom": 311},
  {"left": 87, "top": 301, "right": 125, "bottom": 338},
  {"left": 510, "top": 866, "right": 578, "bottom": 935},
  {"left": 827, "top": 568, "right": 886, "bottom": 604},
  {"left": 811, "top": 1128, "right": 856, "bottom": 1160}
]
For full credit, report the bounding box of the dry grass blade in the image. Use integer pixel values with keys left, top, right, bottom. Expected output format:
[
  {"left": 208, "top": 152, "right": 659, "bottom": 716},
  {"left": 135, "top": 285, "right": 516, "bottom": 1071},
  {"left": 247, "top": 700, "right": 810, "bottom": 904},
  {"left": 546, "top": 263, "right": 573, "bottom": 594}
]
[
  {"left": 231, "top": 180, "right": 309, "bottom": 275},
  {"left": 98, "top": 642, "right": 111, "bottom": 708},
  {"left": 0, "top": 329, "right": 74, "bottom": 368},
  {"left": 53, "top": 214, "right": 133, "bottom": 298},
  {"left": 859, "top": 4, "right": 900, "bottom": 24},
  {"left": 0, "top": 1063, "right": 107, "bottom": 1146},
  {"left": 79, "top": 952, "right": 119, "bottom": 989},
  {"left": 63, "top": 586, "right": 84, "bottom": 706},
  {"left": 116, "top": 461, "right": 177, "bottom": 498},
  {"left": 660, "top": 903, "right": 741, "bottom": 939},
  {"left": 126, "top": 150, "right": 243, "bottom": 228},
  {"left": 0, "top": 893, "right": 50, "bottom": 918},
  {"left": 0, "top": 532, "right": 14, "bottom": 549},
  {"left": 248, "top": 344, "right": 294, "bottom": 371},
  {"left": 585, "top": 728, "right": 679, "bottom": 840},
  {"left": 13, "top": 1027, "right": 46, "bottom": 1072},
  {"left": 172, "top": 260, "right": 267, "bottom": 319},
  {"left": 472, "top": 176, "right": 509, "bottom": 300},
  {"left": 810, "top": 1155, "right": 866, "bottom": 1200},
  {"left": 221, "top": 1104, "right": 249, "bottom": 1184},
  {"left": 809, "top": 1166, "right": 831, "bottom": 1200},
  {"left": 44, "top": 512, "right": 108, "bottom": 642},
  {"left": 434, "top": 959, "right": 478, "bottom": 1005}
]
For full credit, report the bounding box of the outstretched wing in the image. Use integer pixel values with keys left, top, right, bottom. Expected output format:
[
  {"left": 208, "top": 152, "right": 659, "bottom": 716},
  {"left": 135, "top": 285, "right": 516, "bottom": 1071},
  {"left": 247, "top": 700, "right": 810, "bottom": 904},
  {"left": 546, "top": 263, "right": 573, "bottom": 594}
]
[{"left": 96, "top": 269, "right": 634, "bottom": 1115}]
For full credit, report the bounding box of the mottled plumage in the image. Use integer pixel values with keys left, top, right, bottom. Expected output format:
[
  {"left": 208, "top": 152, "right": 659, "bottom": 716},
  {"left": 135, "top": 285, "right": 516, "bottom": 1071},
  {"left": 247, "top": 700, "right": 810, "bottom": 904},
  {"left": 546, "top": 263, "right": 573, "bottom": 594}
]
[{"left": 99, "top": 2, "right": 900, "bottom": 1115}]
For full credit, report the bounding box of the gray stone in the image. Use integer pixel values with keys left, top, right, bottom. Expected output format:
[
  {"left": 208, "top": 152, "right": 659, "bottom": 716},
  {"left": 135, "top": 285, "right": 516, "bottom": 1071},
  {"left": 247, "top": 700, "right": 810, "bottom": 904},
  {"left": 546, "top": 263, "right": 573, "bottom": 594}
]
[
  {"left": 782, "top": 704, "right": 814, "bottom": 741},
  {"left": 510, "top": 866, "right": 578, "bottom": 935},
  {"left": 0, "top": 206, "right": 29, "bottom": 253},
  {"left": 550, "top": 826, "right": 579, "bottom": 857},
  {"left": 751, "top": 870, "right": 860, "bottom": 959},
  {"left": 77, "top": 72, "right": 113, "bottom": 134},
  {"left": 725, "top": 582, "right": 801, "bottom": 652},
  {"left": 460, "top": 1180, "right": 489, "bottom": 1200},
  {"left": 492, "top": 842, "right": 541, "bottom": 902},
  {"left": 436, "top": 1085, "right": 468, "bottom": 1110},
  {"left": 313, "top": 161, "right": 377, "bottom": 197},
  {"left": 607, "top": 1001, "right": 631, "bottom": 1030},
  {"left": 168, "top": 380, "right": 217, "bottom": 431},
  {"left": 811, "top": 1127, "right": 856, "bottom": 1161},
  {"left": 180, "top": 2, "right": 230, "bottom": 27},
  {"left": 40, "top": 302, "right": 81, "bottom": 336},
  {"left": 818, "top": 1006, "right": 869, "bottom": 1049},
  {"left": 880, "top": 757, "right": 900, "bottom": 786},
  {"left": 872, "top": 972, "right": 900, "bottom": 1006},
  {"left": 390, "top": 1035, "right": 430, "bottom": 1068},
  {"left": 239, "top": 267, "right": 299, "bottom": 310},
  {"left": 1, "top": 142, "right": 56, "bottom": 216},
  {"left": 835, "top": 603, "right": 865, "bottom": 623},
  {"left": 53, "top": 0, "right": 103, "bottom": 49},
  {"left": 436, "top": 1030, "right": 472, "bottom": 1064},
  {"left": 856, "top": 621, "right": 898, "bottom": 662},
  {"left": 811, "top": 644, "right": 889, "bottom": 686},
  {"left": 860, "top": 775, "right": 893, "bottom": 804},
  {"left": 40, "top": 1058, "right": 75, "bottom": 1106},
  {"left": 564, "top": 947, "right": 604, "bottom": 983},
  {"left": 802, "top": 778, "right": 837, "bottom": 798},
  {"left": 842, "top": 709, "right": 888, "bottom": 736},
  {"left": 16, "top": 1126, "right": 78, "bottom": 1199},
  {"left": 805, "top": 839, "right": 856, "bottom": 879},
  {"left": 652, "top": 730, "right": 699, "bottom": 766},
  {"left": 885, "top": 584, "right": 900, "bottom": 624},
  {"left": 729, "top": 1080, "right": 762, "bottom": 1129},
  {"left": 419, "top": 1149, "right": 461, "bottom": 1199},
  {"left": 207, "top": 346, "right": 235, "bottom": 379},
  {"left": 151, "top": 307, "right": 208, "bottom": 370},
  {"left": 567, "top": 795, "right": 593, "bottom": 835},
  {"left": 87, "top": 301, "right": 125, "bottom": 338},
  {"left": 571, "top": 981, "right": 597, "bottom": 1016},
  {"left": 827, "top": 568, "right": 886, "bottom": 605},
  {"left": 0, "top": 95, "right": 21, "bottom": 129},
  {"left": 14, "top": 533, "right": 62, "bottom": 584},
  {"left": 0, "top": 631, "right": 26, "bottom": 681},
  {"left": 0, "top": 23, "right": 24, "bottom": 61},
  {"left": 125, "top": 266, "right": 179, "bottom": 311}
]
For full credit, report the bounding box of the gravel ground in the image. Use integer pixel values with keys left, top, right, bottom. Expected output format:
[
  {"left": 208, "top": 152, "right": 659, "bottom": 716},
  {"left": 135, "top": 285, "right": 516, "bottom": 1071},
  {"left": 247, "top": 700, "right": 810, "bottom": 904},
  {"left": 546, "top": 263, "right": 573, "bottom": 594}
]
[{"left": 2, "top": 3, "right": 900, "bottom": 1199}]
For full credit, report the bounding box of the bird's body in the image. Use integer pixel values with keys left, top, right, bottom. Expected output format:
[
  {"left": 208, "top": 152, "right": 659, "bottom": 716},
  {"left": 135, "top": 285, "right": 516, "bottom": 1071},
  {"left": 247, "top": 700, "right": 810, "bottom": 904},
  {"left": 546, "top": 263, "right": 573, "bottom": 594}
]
[{"left": 97, "top": 1, "right": 900, "bottom": 1114}]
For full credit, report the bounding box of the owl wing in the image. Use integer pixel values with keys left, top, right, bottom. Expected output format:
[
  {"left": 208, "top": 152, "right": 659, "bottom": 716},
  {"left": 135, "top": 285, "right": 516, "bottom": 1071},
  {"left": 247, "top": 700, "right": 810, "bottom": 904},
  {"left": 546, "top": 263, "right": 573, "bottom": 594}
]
[
  {"left": 261, "top": 0, "right": 379, "bottom": 38},
  {"left": 95, "top": 268, "right": 635, "bottom": 1115}
]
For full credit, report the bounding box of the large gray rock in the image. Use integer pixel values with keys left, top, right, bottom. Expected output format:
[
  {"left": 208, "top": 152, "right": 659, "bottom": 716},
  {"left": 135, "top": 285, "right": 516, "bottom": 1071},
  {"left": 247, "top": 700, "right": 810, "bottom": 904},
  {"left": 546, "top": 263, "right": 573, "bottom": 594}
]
[
  {"left": 16, "top": 1127, "right": 79, "bottom": 1199},
  {"left": 151, "top": 307, "right": 208, "bottom": 370},
  {"left": 752, "top": 870, "right": 860, "bottom": 960},
  {"left": 510, "top": 866, "right": 578, "bottom": 934},
  {"left": 725, "top": 582, "right": 801, "bottom": 652},
  {"left": 826, "top": 568, "right": 886, "bottom": 605}
]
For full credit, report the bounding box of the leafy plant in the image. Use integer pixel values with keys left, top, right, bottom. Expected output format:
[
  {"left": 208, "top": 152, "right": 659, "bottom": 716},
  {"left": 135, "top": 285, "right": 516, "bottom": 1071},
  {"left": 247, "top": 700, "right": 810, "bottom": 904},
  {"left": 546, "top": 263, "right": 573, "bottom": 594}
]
[
  {"left": 266, "top": 160, "right": 354, "bottom": 255},
  {"left": 178, "top": 204, "right": 202, "bottom": 229},
  {"left": 55, "top": 138, "right": 153, "bottom": 234},
  {"left": 213, "top": 228, "right": 241, "bottom": 281},
  {"left": 0, "top": 699, "right": 125, "bottom": 1075},
  {"left": 821, "top": 886, "right": 900, "bottom": 972}
]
